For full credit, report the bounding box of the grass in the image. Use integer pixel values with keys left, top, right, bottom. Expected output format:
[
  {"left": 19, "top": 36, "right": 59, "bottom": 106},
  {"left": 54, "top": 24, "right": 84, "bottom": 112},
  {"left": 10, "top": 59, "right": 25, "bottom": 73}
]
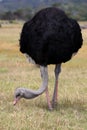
[{"left": 0, "top": 21, "right": 87, "bottom": 130}]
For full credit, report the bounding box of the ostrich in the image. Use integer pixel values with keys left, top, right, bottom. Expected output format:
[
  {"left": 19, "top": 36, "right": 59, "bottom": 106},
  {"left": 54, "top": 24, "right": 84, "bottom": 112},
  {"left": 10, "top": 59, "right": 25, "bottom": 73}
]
[{"left": 13, "top": 7, "right": 83, "bottom": 110}]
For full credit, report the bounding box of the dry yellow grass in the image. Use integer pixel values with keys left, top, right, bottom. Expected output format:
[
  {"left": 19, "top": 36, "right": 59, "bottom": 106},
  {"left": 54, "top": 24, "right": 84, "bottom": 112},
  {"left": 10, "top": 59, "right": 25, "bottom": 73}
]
[{"left": 0, "top": 21, "right": 87, "bottom": 130}]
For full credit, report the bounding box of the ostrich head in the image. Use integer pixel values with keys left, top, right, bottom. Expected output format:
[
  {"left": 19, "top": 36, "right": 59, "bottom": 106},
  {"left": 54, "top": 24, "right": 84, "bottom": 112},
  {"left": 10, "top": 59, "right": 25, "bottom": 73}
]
[
  {"left": 13, "top": 87, "right": 41, "bottom": 105},
  {"left": 13, "top": 88, "right": 24, "bottom": 105}
]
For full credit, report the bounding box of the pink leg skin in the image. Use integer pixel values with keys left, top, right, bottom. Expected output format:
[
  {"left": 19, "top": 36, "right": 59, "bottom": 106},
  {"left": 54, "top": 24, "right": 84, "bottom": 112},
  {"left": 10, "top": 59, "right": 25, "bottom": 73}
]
[
  {"left": 46, "top": 88, "right": 53, "bottom": 110},
  {"left": 52, "top": 80, "right": 58, "bottom": 108},
  {"left": 52, "top": 64, "right": 61, "bottom": 108},
  {"left": 55, "top": 80, "right": 58, "bottom": 102}
]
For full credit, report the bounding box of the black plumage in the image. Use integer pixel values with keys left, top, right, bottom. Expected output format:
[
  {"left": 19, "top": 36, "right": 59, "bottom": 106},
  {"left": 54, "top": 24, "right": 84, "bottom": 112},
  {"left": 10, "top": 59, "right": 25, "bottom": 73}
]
[{"left": 20, "top": 7, "right": 83, "bottom": 66}]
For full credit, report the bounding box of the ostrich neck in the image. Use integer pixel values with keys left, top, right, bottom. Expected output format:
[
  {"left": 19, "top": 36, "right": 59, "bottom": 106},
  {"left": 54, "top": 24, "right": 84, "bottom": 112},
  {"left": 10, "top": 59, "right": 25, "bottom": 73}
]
[{"left": 20, "top": 66, "right": 48, "bottom": 99}]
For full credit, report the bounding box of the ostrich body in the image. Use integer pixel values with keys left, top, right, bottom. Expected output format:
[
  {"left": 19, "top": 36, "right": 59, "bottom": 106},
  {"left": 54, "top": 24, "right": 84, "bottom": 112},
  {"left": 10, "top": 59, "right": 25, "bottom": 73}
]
[{"left": 14, "top": 7, "right": 83, "bottom": 110}]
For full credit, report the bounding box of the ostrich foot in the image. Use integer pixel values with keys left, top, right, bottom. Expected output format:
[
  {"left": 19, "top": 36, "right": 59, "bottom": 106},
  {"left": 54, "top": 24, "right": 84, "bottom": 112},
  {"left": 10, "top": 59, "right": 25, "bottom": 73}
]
[
  {"left": 52, "top": 101, "right": 58, "bottom": 108},
  {"left": 48, "top": 104, "right": 53, "bottom": 111}
]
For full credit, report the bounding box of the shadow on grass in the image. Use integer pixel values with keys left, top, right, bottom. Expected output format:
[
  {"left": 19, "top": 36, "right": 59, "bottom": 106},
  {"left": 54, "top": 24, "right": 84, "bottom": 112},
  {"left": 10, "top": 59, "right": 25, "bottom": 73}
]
[
  {"left": 57, "top": 99, "right": 86, "bottom": 111},
  {"left": 36, "top": 98, "right": 86, "bottom": 112}
]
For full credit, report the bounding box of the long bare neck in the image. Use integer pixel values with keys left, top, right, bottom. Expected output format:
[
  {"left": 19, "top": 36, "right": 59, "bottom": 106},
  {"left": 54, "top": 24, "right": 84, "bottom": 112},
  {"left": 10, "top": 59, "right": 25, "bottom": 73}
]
[{"left": 18, "top": 66, "right": 48, "bottom": 99}]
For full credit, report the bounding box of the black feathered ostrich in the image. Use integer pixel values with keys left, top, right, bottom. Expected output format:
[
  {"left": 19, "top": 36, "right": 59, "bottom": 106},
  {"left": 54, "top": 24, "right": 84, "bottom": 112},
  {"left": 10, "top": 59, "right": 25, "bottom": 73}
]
[{"left": 13, "top": 7, "right": 83, "bottom": 110}]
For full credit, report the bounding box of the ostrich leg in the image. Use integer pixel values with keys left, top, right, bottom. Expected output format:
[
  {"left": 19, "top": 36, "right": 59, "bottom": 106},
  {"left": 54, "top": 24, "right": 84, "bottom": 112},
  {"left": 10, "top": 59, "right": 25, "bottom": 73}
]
[
  {"left": 40, "top": 66, "right": 52, "bottom": 110},
  {"left": 45, "top": 87, "right": 53, "bottom": 110},
  {"left": 52, "top": 64, "right": 61, "bottom": 108}
]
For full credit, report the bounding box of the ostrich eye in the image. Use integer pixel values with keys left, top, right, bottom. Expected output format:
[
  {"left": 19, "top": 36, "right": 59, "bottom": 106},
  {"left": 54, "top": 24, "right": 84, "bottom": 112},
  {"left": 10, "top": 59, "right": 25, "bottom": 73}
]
[{"left": 16, "top": 93, "right": 20, "bottom": 98}]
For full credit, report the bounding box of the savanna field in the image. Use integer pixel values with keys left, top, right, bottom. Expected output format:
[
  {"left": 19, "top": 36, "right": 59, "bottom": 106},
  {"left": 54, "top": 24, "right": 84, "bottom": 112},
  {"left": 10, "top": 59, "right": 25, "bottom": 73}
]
[{"left": 0, "top": 21, "right": 87, "bottom": 130}]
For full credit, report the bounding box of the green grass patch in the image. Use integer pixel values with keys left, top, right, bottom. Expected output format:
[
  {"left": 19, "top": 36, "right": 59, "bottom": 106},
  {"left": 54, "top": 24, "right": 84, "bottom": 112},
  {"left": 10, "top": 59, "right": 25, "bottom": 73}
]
[{"left": 0, "top": 21, "right": 87, "bottom": 130}]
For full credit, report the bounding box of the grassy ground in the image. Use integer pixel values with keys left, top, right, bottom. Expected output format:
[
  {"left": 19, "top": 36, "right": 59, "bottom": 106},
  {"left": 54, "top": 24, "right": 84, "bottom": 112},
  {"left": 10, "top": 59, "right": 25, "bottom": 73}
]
[{"left": 0, "top": 21, "right": 87, "bottom": 130}]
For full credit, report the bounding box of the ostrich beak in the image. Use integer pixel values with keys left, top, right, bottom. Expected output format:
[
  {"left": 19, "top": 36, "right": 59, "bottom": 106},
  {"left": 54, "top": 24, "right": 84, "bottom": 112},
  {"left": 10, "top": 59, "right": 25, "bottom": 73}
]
[{"left": 13, "top": 97, "right": 20, "bottom": 105}]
